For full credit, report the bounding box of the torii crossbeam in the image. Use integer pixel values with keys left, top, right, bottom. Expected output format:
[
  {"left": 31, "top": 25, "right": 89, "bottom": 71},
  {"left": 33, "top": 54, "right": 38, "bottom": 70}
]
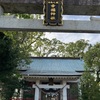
[
  {"left": 0, "top": 0, "right": 100, "bottom": 15},
  {"left": 0, "top": 15, "right": 100, "bottom": 33},
  {"left": 0, "top": 1, "right": 100, "bottom": 33}
]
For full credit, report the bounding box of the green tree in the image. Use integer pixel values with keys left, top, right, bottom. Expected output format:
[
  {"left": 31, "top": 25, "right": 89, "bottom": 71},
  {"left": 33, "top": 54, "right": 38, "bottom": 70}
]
[
  {"left": 0, "top": 32, "right": 20, "bottom": 73},
  {"left": 80, "top": 43, "right": 100, "bottom": 100},
  {"left": 1, "top": 73, "right": 21, "bottom": 100},
  {"left": 84, "top": 43, "right": 100, "bottom": 82},
  {"left": 66, "top": 39, "right": 89, "bottom": 57},
  {"left": 32, "top": 38, "right": 66, "bottom": 57},
  {"left": 0, "top": 32, "right": 21, "bottom": 100},
  {"left": 80, "top": 71, "right": 100, "bottom": 100},
  {"left": 32, "top": 38, "right": 89, "bottom": 57},
  {"left": 5, "top": 31, "right": 44, "bottom": 59}
]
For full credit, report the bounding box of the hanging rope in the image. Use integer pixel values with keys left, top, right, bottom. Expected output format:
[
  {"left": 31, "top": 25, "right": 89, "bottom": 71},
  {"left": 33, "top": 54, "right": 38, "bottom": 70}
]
[
  {"left": 35, "top": 83, "right": 67, "bottom": 96},
  {"left": 35, "top": 84, "right": 47, "bottom": 95}
]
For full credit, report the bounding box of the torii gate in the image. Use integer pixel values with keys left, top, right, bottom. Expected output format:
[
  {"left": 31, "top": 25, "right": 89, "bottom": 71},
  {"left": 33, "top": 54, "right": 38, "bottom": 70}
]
[{"left": 0, "top": 0, "right": 100, "bottom": 33}]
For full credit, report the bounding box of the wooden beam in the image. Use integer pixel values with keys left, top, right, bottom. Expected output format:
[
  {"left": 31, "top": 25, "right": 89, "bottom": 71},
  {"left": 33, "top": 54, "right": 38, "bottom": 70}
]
[
  {"left": 0, "top": 16, "right": 100, "bottom": 33},
  {"left": 0, "top": 0, "right": 100, "bottom": 15}
]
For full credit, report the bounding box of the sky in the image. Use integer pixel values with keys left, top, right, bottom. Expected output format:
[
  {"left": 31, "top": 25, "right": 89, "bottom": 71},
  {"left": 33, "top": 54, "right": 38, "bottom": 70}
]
[{"left": 44, "top": 15, "right": 100, "bottom": 45}]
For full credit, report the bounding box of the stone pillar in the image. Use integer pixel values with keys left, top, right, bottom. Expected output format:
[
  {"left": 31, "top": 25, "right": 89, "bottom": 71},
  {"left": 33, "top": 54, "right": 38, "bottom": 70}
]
[
  {"left": 34, "top": 80, "right": 40, "bottom": 100},
  {"left": 0, "top": 6, "right": 4, "bottom": 16},
  {"left": 19, "top": 88, "right": 23, "bottom": 100},
  {"left": 62, "top": 80, "right": 67, "bottom": 100}
]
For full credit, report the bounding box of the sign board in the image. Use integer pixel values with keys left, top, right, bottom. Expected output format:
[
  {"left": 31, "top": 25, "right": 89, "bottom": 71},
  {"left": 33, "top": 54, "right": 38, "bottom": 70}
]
[{"left": 43, "top": 0, "right": 63, "bottom": 26}]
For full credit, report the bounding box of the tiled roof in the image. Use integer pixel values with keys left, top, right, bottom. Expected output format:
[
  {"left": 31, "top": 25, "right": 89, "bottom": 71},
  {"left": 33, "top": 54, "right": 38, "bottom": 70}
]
[{"left": 21, "top": 57, "right": 84, "bottom": 76}]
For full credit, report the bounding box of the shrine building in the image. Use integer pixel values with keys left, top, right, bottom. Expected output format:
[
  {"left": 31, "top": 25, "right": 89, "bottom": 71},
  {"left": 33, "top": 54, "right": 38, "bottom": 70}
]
[{"left": 19, "top": 57, "right": 84, "bottom": 100}]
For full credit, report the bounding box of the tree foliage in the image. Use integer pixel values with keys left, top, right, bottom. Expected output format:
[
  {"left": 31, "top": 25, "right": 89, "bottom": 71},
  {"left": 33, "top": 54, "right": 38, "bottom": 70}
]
[
  {"left": 80, "top": 43, "right": 100, "bottom": 100},
  {"left": 0, "top": 32, "right": 20, "bottom": 73},
  {"left": 84, "top": 43, "right": 100, "bottom": 82},
  {"left": 66, "top": 39, "right": 89, "bottom": 57},
  {"left": 1, "top": 73, "right": 21, "bottom": 100},
  {"left": 80, "top": 71, "right": 100, "bottom": 100},
  {"left": 0, "top": 32, "right": 22, "bottom": 100},
  {"left": 32, "top": 38, "right": 89, "bottom": 57},
  {"left": 32, "top": 38, "right": 66, "bottom": 57}
]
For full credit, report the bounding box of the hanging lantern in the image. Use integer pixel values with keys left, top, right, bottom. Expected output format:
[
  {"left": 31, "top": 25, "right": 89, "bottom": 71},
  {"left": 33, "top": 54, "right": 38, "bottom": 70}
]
[{"left": 43, "top": 0, "right": 63, "bottom": 26}]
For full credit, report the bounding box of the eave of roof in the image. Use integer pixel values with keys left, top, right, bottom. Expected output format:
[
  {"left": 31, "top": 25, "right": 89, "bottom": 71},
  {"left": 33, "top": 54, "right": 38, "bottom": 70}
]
[
  {"left": 24, "top": 75, "right": 81, "bottom": 80},
  {"left": 30, "top": 57, "right": 82, "bottom": 59}
]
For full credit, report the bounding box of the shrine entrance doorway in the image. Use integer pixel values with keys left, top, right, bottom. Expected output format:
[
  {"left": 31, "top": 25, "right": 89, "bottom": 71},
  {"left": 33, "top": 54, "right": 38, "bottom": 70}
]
[{"left": 41, "top": 88, "right": 60, "bottom": 100}]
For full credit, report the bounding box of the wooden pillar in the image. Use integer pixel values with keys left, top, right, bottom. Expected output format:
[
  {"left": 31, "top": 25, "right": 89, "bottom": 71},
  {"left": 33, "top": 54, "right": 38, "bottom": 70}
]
[
  {"left": 62, "top": 80, "right": 67, "bottom": 100},
  {"left": 34, "top": 80, "right": 40, "bottom": 100},
  {"left": 0, "top": 6, "right": 4, "bottom": 16}
]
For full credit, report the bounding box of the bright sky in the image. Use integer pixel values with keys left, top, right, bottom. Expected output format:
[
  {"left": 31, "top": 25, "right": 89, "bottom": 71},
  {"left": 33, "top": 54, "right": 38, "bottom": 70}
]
[{"left": 45, "top": 15, "right": 100, "bottom": 45}]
